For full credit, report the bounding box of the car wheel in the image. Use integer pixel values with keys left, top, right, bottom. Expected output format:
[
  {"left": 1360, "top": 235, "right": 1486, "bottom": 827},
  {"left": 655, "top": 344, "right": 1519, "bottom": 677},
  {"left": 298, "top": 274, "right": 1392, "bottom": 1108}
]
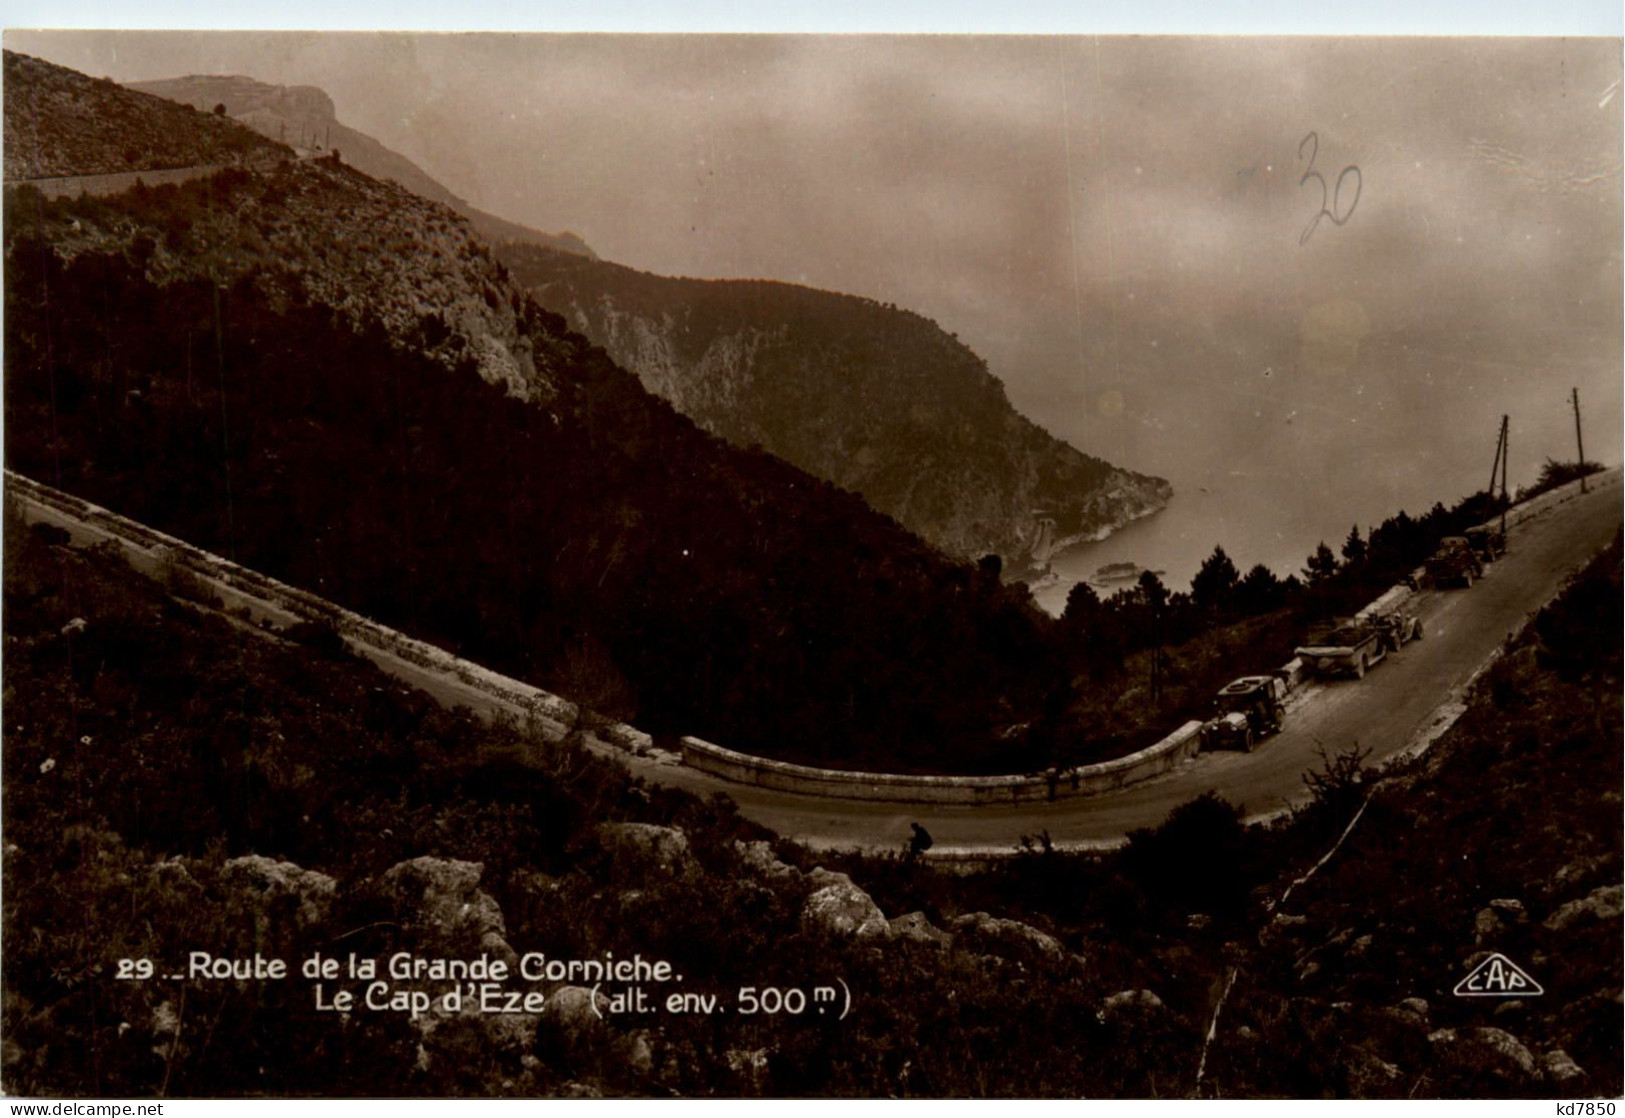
[
  {"left": 1414, "top": 619, "right": 1424, "bottom": 640},
  {"left": 1355, "top": 654, "right": 1367, "bottom": 679}
]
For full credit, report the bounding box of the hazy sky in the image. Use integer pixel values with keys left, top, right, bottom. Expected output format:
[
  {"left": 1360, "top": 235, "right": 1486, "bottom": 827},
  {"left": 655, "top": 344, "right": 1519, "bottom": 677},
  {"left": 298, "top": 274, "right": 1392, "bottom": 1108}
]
[{"left": 10, "top": 32, "right": 1622, "bottom": 511}]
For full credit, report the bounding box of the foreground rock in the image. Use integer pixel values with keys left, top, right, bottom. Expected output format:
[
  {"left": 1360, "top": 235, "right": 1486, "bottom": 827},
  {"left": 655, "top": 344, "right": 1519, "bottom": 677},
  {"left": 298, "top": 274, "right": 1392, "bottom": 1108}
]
[
  {"left": 220, "top": 855, "right": 337, "bottom": 947},
  {"left": 733, "top": 840, "right": 798, "bottom": 881},
  {"left": 1427, "top": 1027, "right": 1537, "bottom": 1093},
  {"left": 800, "top": 870, "right": 888, "bottom": 940},
  {"left": 1343, "top": 1046, "right": 1407, "bottom": 1098},
  {"left": 599, "top": 823, "right": 695, "bottom": 879},
  {"left": 544, "top": 986, "right": 610, "bottom": 1038},
  {"left": 381, "top": 856, "right": 513, "bottom": 961},
  {"left": 1100, "top": 989, "right": 1164, "bottom": 1021},
  {"left": 1542, "top": 1049, "right": 1588, "bottom": 1089},
  {"left": 889, "top": 911, "right": 952, "bottom": 949},
  {"left": 1474, "top": 898, "right": 1527, "bottom": 943},
  {"left": 949, "top": 912, "right": 1070, "bottom": 966},
  {"left": 1542, "top": 884, "right": 1622, "bottom": 933}
]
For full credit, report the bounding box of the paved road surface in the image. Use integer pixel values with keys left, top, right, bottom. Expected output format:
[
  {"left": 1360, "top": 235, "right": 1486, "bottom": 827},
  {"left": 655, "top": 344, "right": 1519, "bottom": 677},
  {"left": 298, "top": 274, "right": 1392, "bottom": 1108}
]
[
  {"left": 706, "top": 472, "right": 1621, "bottom": 853},
  {"left": 15, "top": 471, "right": 1620, "bottom": 855}
]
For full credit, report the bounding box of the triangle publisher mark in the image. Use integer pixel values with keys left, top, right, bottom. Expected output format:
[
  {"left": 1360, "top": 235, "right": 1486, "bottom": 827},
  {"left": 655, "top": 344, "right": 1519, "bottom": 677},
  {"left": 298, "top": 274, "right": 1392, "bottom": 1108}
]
[{"left": 1454, "top": 953, "right": 1544, "bottom": 998}]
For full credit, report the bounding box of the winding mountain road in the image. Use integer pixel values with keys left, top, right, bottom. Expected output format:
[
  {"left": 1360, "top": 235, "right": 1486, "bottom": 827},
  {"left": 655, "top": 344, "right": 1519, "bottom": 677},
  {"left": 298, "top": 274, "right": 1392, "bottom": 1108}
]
[
  {"left": 13, "top": 469, "right": 1620, "bottom": 856},
  {"left": 678, "top": 472, "right": 1620, "bottom": 854}
]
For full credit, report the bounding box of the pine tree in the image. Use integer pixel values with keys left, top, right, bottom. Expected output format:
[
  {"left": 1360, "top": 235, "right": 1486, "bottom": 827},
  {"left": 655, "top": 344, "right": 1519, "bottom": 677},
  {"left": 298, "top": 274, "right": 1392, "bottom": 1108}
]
[
  {"left": 1303, "top": 541, "right": 1340, "bottom": 585},
  {"left": 1341, "top": 524, "right": 1368, "bottom": 566},
  {"left": 1191, "top": 544, "right": 1240, "bottom": 614}
]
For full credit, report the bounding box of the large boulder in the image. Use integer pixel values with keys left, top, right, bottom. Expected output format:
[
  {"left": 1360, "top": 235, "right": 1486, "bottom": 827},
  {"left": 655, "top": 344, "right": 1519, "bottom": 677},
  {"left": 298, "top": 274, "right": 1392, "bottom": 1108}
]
[
  {"left": 800, "top": 873, "right": 888, "bottom": 940},
  {"left": 734, "top": 840, "right": 797, "bottom": 881},
  {"left": 1542, "top": 1049, "right": 1587, "bottom": 1089},
  {"left": 1342, "top": 1046, "right": 1407, "bottom": 1098},
  {"left": 1542, "top": 884, "right": 1622, "bottom": 933},
  {"left": 543, "top": 985, "right": 609, "bottom": 1038},
  {"left": 949, "top": 912, "right": 1069, "bottom": 966},
  {"left": 1379, "top": 998, "right": 1430, "bottom": 1040},
  {"left": 370, "top": 858, "right": 537, "bottom": 1073},
  {"left": 380, "top": 857, "right": 511, "bottom": 961},
  {"left": 414, "top": 999, "right": 541, "bottom": 1076},
  {"left": 598, "top": 823, "right": 694, "bottom": 879},
  {"left": 482, "top": 1010, "right": 541, "bottom": 1057},
  {"left": 221, "top": 855, "right": 336, "bottom": 932},
  {"left": 1100, "top": 989, "right": 1164, "bottom": 1023},
  {"left": 624, "top": 1030, "right": 656, "bottom": 1077},
  {"left": 1474, "top": 898, "right": 1527, "bottom": 944},
  {"left": 889, "top": 911, "right": 951, "bottom": 948},
  {"left": 1362, "top": 1001, "right": 1432, "bottom": 1070},
  {"left": 1488, "top": 898, "right": 1527, "bottom": 922},
  {"left": 149, "top": 855, "right": 205, "bottom": 897},
  {"left": 1427, "top": 1027, "right": 1537, "bottom": 1094},
  {"left": 1548, "top": 855, "right": 1614, "bottom": 898},
  {"left": 536, "top": 985, "right": 628, "bottom": 1071}
]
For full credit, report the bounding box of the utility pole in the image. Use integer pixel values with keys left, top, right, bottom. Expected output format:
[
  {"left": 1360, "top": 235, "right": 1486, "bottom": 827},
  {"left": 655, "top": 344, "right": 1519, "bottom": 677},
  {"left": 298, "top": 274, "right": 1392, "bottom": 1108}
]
[
  {"left": 1488, "top": 417, "right": 1506, "bottom": 498},
  {"left": 1149, "top": 632, "right": 1162, "bottom": 704},
  {"left": 1499, "top": 414, "right": 1509, "bottom": 538},
  {"left": 1572, "top": 388, "right": 1587, "bottom": 493}
]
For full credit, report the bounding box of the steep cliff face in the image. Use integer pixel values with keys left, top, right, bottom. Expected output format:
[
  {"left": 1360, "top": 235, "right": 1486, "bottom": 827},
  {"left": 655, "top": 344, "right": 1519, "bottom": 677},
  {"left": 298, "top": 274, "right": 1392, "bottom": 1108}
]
[
  {"left": 126, "top": 73, "right": 596, "bottom": 259},
  {"left": 502, "top": 245, "right": 1171, "bottom": 566},
  {"left": 129, "top": 73, "right": 338, "bottom": 122}
]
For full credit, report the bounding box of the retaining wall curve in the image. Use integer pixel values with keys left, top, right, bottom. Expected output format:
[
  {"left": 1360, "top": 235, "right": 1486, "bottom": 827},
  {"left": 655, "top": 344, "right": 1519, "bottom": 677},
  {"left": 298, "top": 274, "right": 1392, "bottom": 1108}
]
[{"left": 680, "top": 722, "right": 1205, "bottom": 805}]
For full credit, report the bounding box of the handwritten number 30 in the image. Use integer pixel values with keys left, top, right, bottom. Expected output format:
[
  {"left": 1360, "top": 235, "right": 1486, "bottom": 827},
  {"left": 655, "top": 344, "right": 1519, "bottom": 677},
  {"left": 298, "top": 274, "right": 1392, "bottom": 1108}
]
[{"left": 1298, "top": 131, "right": 1361, "bottom": 245}]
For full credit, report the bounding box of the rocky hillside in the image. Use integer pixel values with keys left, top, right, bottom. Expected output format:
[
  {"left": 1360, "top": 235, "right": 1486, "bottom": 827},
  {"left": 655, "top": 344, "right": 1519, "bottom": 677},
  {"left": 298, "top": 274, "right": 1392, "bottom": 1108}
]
[
  {"left": 6, "top": 55, "right": 553, "bottom": 402},
  {"left": 126, "top": 73, "right": 595, "bottom": 259},
  {"left": 4, "top": 52, "right": 286, "bottom": 180},
  {"left": 500, "top": 245, "right": 1171, "bottom": 567},
  {"left": 12, "top": 159, "right": 551, "bottom": 400}
]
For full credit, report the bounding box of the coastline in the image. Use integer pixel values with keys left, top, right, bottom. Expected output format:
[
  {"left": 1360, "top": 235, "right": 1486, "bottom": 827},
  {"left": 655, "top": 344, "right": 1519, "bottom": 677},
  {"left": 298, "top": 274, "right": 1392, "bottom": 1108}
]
[{"left": 1020, "top": 498, "right": 1172, "bottom": 615}]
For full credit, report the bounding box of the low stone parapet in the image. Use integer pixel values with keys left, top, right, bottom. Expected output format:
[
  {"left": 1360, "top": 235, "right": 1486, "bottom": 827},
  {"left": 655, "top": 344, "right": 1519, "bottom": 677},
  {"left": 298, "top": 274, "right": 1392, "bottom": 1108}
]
[{"left": 680, "top": 721, "right": 1205, "bottom": 805}]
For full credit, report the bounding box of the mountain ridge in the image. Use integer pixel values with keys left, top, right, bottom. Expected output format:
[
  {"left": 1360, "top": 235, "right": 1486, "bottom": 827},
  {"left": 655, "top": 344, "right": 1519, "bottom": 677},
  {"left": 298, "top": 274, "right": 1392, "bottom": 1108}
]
[
  {"left": 120, "top": 64, "right": 1171, "bottom": 569},
  {"left": 501, "top": 244, "right": 1172, "bottom": 566},
  {"left": 125, "top": 72, "right": 597, "bottom": 260}
]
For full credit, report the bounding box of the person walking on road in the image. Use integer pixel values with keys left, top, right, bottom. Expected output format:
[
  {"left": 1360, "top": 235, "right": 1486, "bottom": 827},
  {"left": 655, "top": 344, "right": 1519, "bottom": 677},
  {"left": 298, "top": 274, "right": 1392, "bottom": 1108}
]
[{"left": 906, "top": 822, "right": 934, "bottom": 862}]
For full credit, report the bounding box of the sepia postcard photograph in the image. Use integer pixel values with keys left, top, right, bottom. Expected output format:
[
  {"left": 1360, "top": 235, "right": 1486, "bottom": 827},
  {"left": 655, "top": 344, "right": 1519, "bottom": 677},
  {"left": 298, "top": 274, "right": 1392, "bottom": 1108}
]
[{"left": 1, "top": 21, "right": 1621, "bottom": 1102}]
